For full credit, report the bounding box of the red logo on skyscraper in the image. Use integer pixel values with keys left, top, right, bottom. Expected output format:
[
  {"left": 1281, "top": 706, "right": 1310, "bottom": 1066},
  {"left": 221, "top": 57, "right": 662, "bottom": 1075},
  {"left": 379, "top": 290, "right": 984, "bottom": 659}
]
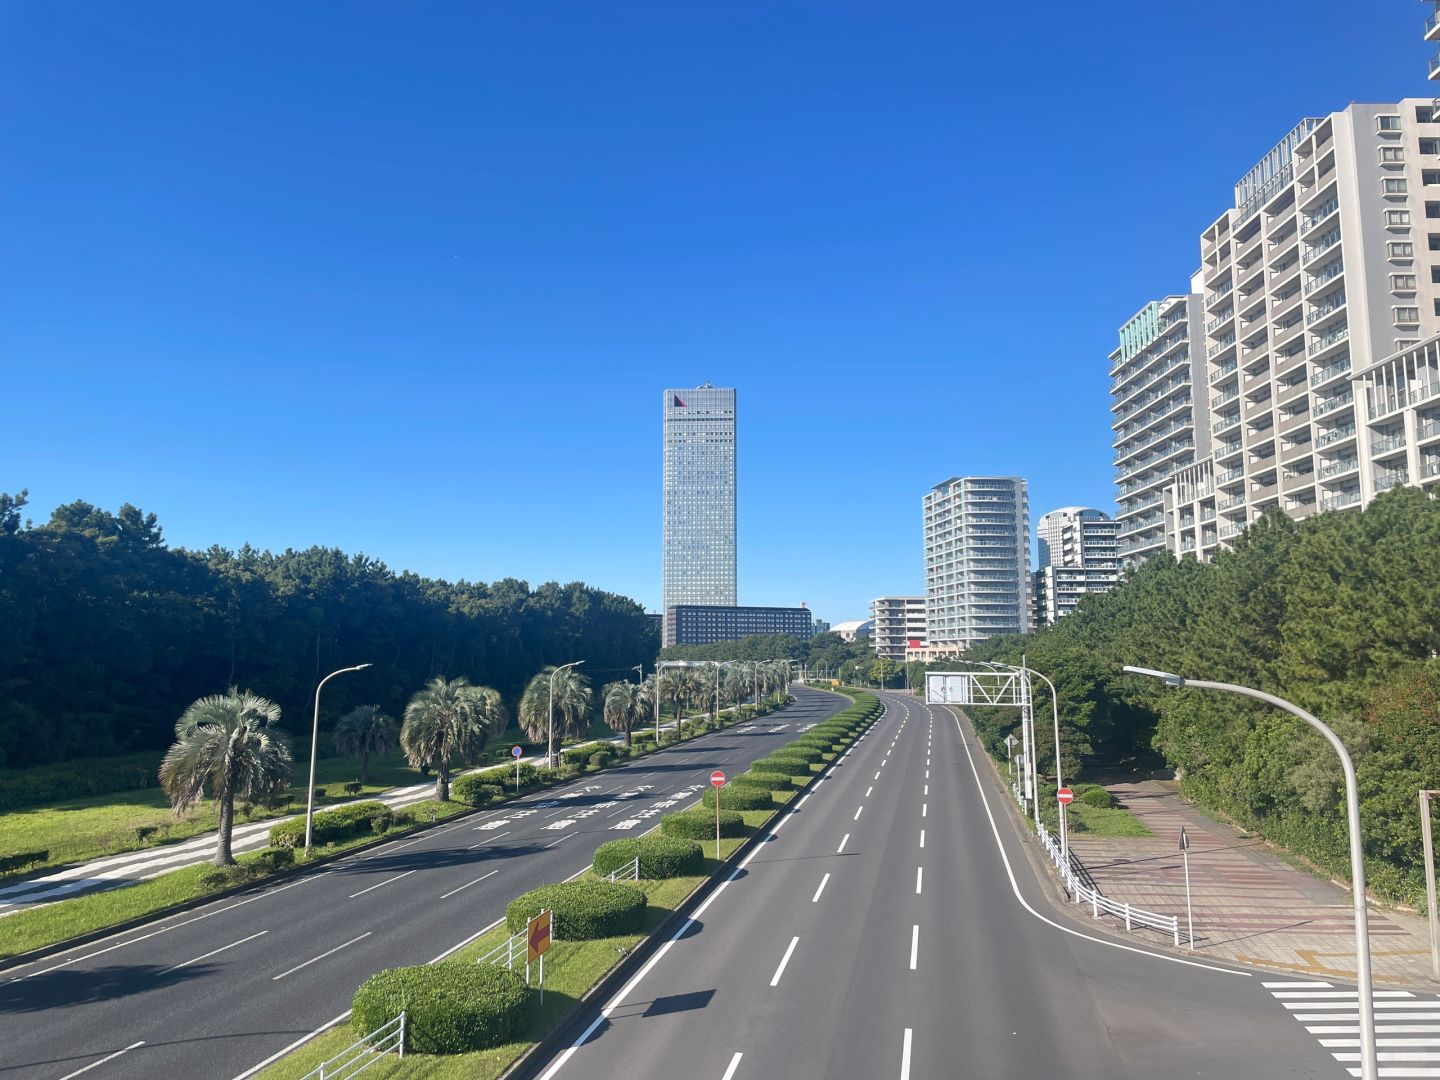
[{"left": 673, "top": 395, "right": 687, "bottom": 408}]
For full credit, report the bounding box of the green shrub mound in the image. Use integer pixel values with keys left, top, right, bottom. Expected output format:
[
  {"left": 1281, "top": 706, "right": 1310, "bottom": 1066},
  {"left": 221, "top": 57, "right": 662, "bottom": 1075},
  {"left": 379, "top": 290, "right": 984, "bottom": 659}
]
[
  {"left": 198, "top": 864, "right": 256, "bottom": 890},
  {"left": 248, "top": 848, "right": 294, "bottom": 873},
  {"left": 660, "top": 809, "right": 745, "bottom": 840},
  {"left": 452, "top": 774, "right": 507, "bottom": 808},
  {"left": 1079, "top": 786, "right": 1116, "bottom": 808},
  {"left": 269, "top": 800, "right": 394, "bottom": 848},
  {"left": 730, "top": 771, "right": 793, "bottom": 792},
  {"left": 351, "top": 963, "right": 533, "bottom": 1054},
  {"left": 749, "top": 757, "right": 812, "bottom": 777},
  {"left": 701, "top": 785, "right": 773, "bottom": 811},
  {"left": 592, "top": 836, "right": 704, "bottom": 879},
  {"left": 588, "top": 748, "right": 614, "bottom": 768},
  {"left": 768, "top": 746, "right": 822, "bottom": 764},
  {"left": 790, "top": 735, "right": 837, "bottom": 751},
  {"left": 505, "top": 881, "right": 647, "bottom": 939}
]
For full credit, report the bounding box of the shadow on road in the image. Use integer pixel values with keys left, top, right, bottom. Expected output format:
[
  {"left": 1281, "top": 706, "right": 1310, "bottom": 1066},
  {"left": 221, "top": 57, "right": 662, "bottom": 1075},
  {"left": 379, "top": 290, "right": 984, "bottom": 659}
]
[{"left": 0, "top": 962, "right": 215, "bottom": 1013}]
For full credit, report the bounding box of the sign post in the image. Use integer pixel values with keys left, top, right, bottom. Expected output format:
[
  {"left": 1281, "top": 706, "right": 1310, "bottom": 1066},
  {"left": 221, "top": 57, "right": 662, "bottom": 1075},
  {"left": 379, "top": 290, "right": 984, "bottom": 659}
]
[
  {"left": 1422, "top": 791, "right": 1440, "bottom": 979},
  {"left": 1056, "top": 787, "right": 1074, "bottom": 869},
  {"left": 711, "top": 770, "right": 726, "bottom": 859},
  {"left": 1004, "top": 733, "right": 1018, "bottom": 778},
  {"left": 512, "top": 745, "right": 523, "bottom": 793},
  {"left": 1178, "top": 826, "right": 1194, "bottom": 950},
  {"left": 527, "top": 909, "right": 553, "bottom": 1003}
]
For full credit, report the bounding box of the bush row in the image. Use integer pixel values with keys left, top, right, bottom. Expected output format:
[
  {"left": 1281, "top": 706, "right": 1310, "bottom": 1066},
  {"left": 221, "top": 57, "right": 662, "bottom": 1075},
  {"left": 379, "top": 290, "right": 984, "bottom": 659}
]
[
  {"left": 268, "top": 800, "right": 404, "bottom": 848},
  {"left": 592, "top": 836, "right": 704, "bottom": 879},
  {"left": 504, "top": 880, "right": 647, "bottom": 938}
]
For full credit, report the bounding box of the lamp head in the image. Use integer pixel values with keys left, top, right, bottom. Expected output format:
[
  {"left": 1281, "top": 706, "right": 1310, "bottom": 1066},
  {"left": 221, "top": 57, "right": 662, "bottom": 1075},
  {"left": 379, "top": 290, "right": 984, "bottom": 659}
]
[
  {"left": 353, "top": 663, "right": 373, "bottom": 672},
  {"left": 1122, "top": 665, "right": 1185, "bottom": 688}
]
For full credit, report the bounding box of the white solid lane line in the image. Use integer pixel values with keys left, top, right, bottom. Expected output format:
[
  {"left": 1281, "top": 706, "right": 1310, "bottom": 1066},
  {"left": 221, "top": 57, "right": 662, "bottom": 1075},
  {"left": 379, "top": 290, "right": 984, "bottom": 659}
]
[
  {"left": 721, "top": 1051, "right": 744, "bottom": 1080},
  {"left": 909, "top": 925, "right": 919, "bottom": 970},
  {"left": 770, "top": 936, "right": 800, "bottom": 987},
  {"left": 900, "top": 1028, "right": 913, "bottom": 1080},
  {"left": 916, "top": 867, "right": 923, "bottom": 895},
  {"left": 441, "top": 869, "right": 500, "bottom": 899},
  {"left": 162, "top": 930, "right": 268, "bottom": 974},
  {"left": 272, "top": 932, "right": 373, "bottom": 981},
  {"left": 57, "top": 1042, "right": 146, "bottom": 1080},
  {"left": 349, "top": 869, "right": 417, "bottom": 898},
  {"left": 812, "top": 873, "right": 831, "bottom": 903},
  {"left": 837, "top": 833, "right": 850, "bottom": 854}
]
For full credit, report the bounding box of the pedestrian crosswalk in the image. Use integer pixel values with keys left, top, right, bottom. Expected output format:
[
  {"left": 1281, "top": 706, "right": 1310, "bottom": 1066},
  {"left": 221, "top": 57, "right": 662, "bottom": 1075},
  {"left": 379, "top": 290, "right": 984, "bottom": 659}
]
[{"left": 1264, "top": 979, "right": 1440, "bottom": 1077}]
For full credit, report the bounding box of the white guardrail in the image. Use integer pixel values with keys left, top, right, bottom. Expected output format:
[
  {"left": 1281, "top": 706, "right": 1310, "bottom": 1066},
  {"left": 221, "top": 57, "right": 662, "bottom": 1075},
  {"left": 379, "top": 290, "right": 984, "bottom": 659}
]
[
  {"left": 606, "top": 856, "right": 640, "bottom": 884},
  {"left": 301, "top": 1012, "right": 404, "bottom": 1079},
  {"left": 1013, "top": 778, "right": 1183, "bottom": 947}
]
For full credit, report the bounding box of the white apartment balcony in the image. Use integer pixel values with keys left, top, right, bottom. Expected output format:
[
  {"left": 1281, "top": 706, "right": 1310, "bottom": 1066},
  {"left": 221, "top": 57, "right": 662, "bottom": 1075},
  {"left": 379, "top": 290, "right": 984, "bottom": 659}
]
[
  {"left": 1428, "top": 7, "right": 1440, "bottom": 42},
  {"left": 1209, "top": 358, "right": 1239, "bottom": 387},
  {"left": 1368, "top": 379, "right": 1440, "bottom": 421},
  {"left": 1423, "top": 459, "right": 1440, "bottom": 480},
  {"left": 1309, "top": 355, "right": 1351, "bottom": 388},
  {"left": 1419, "top": 417, "right": 1440, "bottom": 443},
  {"left": 1305, "top": 294, "right": 1347, "bottom": 331},
  {"left": 1300, "top": 198, "right": 1339, "bottom": 237},
  {"left": 1212, "top": 411, "right": 1242, "bottom": 436},
  {"left": 1430, "top": 52, "right": 1440, "bottom": 81},
  {"left": 1313, "top": 387, "right": 1354, "bottom": 418},
  {"left": 1308, "top": 325, "right": 1350, "bottom": 360},
  {"left": 1205, "top": 281, "right": 1235, "bottom": 311},
  {"left": 1304, "top": 259, "right": 1344, "bottom": 296},
  {"left": 1315, "top": 422, "right": 1357, "bottom": 450},
  {"left": 1277, "top": 376, "right": 1309, "bottom": 405},
  {"left": 1371, "top": 432, "right": 1408, "bottom": 460},
  {"left": 1302, "top": 228, "right": 1342, "bottom": 268},
  {"left": 1316, "top": 456, "right": 1359, "bottom": 481},
  {"left": 1207, "top": 335, "right": 1237, "bottom": 361}
]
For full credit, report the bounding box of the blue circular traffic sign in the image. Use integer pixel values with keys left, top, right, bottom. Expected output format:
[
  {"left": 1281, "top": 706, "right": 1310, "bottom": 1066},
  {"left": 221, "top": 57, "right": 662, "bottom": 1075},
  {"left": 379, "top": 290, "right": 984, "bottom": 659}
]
[{"left": 511, "top": 745, "right": 523, "bottom": 758}]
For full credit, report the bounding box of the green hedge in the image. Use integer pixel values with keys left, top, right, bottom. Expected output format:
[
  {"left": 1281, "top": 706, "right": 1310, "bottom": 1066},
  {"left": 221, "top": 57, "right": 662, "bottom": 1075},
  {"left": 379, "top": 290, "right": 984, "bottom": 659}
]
[
  {"left": 1080, "top": 787, "right": 1116, "bottom": 808},
  {"left": 730, "top": 771, "right": 792, "bottom": 792},
  {"left": 0, "top": 751, "right": 161, "bottom": 811},
  {"left": 701, "top": 785, "right": 773, "bottom": 811},
  {"left": 268, "top": 800, "right": 394, "bottom": 848},
  {"left": 767, "top": 747, "right": 822, "bottom": 764},
  {"left": 505, "top": 881, "right": 647, "bottom": 939},
  {"left": 451, "top": 774, "right": 506, "bottom": 808},
  {"left": 352, "top": 964, "right": 533, "bottom": 1054},
  {"left": 592, "top": 836, "right": 704, "bottom": 879},
  {"left": 660, "top": 809, "right": 745, "bottom": 840},
  {"left": 749, "top": 757, "right": 813, "bottom": 777},
  {"left": 588, "top": 748, "right": 614, "bottom": 768}
]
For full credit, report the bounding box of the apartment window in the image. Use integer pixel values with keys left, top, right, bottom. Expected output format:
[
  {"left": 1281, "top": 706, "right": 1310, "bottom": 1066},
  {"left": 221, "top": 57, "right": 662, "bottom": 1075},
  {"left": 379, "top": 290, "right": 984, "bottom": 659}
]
[
  {"left": 1382, "top": 146, "right": 1406, "bottom": 163},
  {"left": 1378, "top": 115, "right": 1403, "bottom": 132},
  {"left": 1385, "top": 178, "right": 1410, "bottom": 194},
  {"left": 1420, "top": 106, "right": 1437, "bottom": 123},
  {"left": 1397, "top": 339, "right": 1419, "bottom": 350},
  {"left": 1394, "top": 273, "right": 1418, "bottom": 290},
  {"left": 1433, "top": 266, "right": 1440, "bottom": 283},
  {"left": 1396, "top": 306, "right": 1421, "bottom": 324},
  {"left": 1428, "top": 171, "right": 1440, "bottom": 187},
  {"left": 1391, "top": 241, "right": 1416, "bottom": 257},
  {"left": 1435, "top": 298, "right": 1440, "bottom": 316},
  {"left": 1389, "top": 209, "right": 1414, "bottom": 225},
  {"left": 1424, "top": 139, "right": 1440, "bottom": 155}
]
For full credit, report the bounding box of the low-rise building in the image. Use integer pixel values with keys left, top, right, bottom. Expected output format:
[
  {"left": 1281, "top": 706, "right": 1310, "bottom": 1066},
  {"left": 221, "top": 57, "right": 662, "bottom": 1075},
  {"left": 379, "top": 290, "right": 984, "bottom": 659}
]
[
  {"left": 870, "top": 596, "right": 926, "bottom": 660},
  {"left": 663, "top": 604, "right": 815, "bottom": 647}
]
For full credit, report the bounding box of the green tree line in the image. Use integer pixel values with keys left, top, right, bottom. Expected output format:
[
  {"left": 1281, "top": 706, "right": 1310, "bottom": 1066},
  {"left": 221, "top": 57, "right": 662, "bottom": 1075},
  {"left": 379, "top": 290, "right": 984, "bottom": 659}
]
[
  {"left": 927, "top": 487, "right": 1440, "bottom": 902},
  {"left": 0, "top": 491, "right": 658, "bottom": 769}
]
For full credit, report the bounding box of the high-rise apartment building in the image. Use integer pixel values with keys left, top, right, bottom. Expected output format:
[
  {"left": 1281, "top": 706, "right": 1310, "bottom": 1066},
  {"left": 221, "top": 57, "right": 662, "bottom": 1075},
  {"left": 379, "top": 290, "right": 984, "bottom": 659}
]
[
  {"left": 1163, "top": 102, "right": 1440, "bottom": 558},
  {"left": 922, "top": 477, "right": 1030, "bottom": 651},
  {"left": 662, "top": 385, "right": 737, "bottom": 623},
  {"left": 869, "top": 596, "right": 927, "bottom": 660},
  {"left": 1032, "top": 507, "right": 1119, "bottom": 627},
  {"left": 1110, "top": 291, "right": 1208, "bottom": 568}
]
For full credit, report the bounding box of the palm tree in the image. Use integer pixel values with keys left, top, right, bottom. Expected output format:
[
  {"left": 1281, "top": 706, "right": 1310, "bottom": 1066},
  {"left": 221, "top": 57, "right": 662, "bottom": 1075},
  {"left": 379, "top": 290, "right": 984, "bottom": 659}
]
[
  {"left": 602, "top": 680, "right": 647, "bottom": 747},
  {"left": 400, "top": 676, "right": 498, "bottom": 801},
  {"left": 519, "top": 666, "right": 593, "bottom": 766},
  {"left": 723, "top": 665, "right": 748, "bottom": 713},
  {"left": 659, "top": 668, "right": 688, "bottom": 729},
  {"left": 331, "top": 704, "right": 398, "bottom": 786},
  {"left": 159, "top": 688, "right": 293, "bottom": 866}
]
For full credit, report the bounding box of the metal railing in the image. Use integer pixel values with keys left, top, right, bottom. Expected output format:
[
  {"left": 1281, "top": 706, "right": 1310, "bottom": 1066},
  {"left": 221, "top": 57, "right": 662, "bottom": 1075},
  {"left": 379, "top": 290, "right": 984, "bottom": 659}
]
[
  {"left": 1036, "top": 823, "right": 1184, "bottom": 947},
  {"left": 606, "top": 856, "right": 640, "bottom": 884},
  {"left": 301, "top": 1013, "right": 404, "bottom": 1080}
]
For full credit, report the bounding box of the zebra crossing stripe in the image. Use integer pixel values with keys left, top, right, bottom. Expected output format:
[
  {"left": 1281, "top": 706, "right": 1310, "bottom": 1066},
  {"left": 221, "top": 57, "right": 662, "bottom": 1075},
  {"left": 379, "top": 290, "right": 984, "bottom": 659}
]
[{"left": 1264, "top": 979, "right": 1440, "bottom": 1077}]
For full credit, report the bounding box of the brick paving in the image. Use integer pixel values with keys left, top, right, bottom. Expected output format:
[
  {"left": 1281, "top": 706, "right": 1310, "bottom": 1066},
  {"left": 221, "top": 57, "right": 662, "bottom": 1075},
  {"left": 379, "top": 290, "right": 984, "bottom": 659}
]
[{"left": 1066, "top": 780, "right": 1440, "bottom": 988}]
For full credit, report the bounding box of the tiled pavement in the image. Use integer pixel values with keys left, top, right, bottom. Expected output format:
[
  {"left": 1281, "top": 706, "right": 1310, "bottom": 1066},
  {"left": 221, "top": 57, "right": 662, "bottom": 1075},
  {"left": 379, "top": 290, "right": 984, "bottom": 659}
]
[{"left": 1066, "top": 780, "right": 1440, "bottom": 988}]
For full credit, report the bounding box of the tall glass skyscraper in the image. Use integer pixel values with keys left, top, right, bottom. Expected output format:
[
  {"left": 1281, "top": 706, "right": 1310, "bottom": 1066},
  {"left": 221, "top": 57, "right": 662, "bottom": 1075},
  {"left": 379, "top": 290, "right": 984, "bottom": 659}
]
[{"left": 662, "top": 384, "right": 737, "bottom": 612}]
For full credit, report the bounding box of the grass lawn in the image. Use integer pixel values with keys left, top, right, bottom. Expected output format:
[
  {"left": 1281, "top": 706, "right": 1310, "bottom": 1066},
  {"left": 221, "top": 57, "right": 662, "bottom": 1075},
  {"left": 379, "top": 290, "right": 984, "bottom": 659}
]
[{"left": 1066, "top": 802, "right": 1153, "bottom": 838}]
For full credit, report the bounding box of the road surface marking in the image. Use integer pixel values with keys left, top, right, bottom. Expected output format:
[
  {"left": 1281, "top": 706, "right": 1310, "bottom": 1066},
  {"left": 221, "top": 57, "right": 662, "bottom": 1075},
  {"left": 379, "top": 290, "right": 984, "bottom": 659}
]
[
  {"left": 900, "top": 1028, "right": 913, "bottom": 1080},
  {"left": 921, "top": 803, "right": 927, "bottom": 818},
  {"left": 349, "top": 869, "right": 417, "bottom": 898},
  {"left": 770, "top": 936, "right": 800, "bottom": 986},
  {"left": 58, "top": 1042, "right": 146, "bottom": 1080},
  {"left": 812, "top": 873, "right": 830, "bottom": 903},
  {"left": 909, "top": 925, "right": 919, "bottom": 970},
  {"left": 866, "top": 786, "right": 873, "bottom": 797},
  {"left": 272, "top": 932, "right": 373, "bottom": 980},
  {"left": 162, "top": 930, "right": 268, "bottom": 974},
  {"left": 720, "top": 1052, "right": 744, "bottom": 1080},
  {"left": 923, "top": 784, "right": 928, "bottom": 796},
  {"left": 837, "top": 833, "right": 850, "bottom": 854},
  {"left": 919, "top": 829, "right": 925, "bottom": 848},
  {"left": 916, "top": 867, "right": 923, "bottom": 894},
  {"left": 231, "top": 1011, "right": 352, "bottom": 1080},
  {"left": 925, "top": 770, "right": 929, "bottom": 779},
  {"left": 881, "top": 759, "right": 886, "bottom": 768},
  {"left": 1266, "top": 980, "right": 1337, "bottom": 988},
  {"left": 874, "top": 771, "right": 881, "bottom": 780},
  {"left": 441, "top": 869, "right": 500, "bottom": 899},
  {"left": 467, "top": 830, "right": 511, "bottom": 850},
  {"left": 854, "top": 806, "right": 864, "bottom": 821}
]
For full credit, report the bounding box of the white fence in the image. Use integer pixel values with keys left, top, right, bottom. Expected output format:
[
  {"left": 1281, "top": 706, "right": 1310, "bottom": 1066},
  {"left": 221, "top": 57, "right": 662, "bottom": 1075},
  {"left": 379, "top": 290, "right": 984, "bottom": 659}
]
[
  {"left": 1035, "top": 820, "right": 1183, "bottom": 947},
  {"left": 476, "top": 925, "right": 530, "bottom": 969},
  {"left": 605, "top": 856, "right": 640, "bottom": 884},
  {"left": 301, "top": 1012, "right": 404, "bottom": 1079}
]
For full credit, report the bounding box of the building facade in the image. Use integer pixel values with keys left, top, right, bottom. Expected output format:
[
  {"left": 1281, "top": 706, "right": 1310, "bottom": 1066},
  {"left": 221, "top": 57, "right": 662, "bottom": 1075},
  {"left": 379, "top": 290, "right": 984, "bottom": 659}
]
[
  {"left": 922, "top": 477, "right": 1031, "bottom": 651},
  {"left": 1110, "top": 292, "right": 1208, "bottom": 568},
  {"left": 869, "top": 596, "right": 927, "bottom": 660},
  {"left": 662, "top": 384, "right": 737, "bottom": 612},
  {"left": 1031, "top": 507, "right": 1119, "bottom": 626},
  {"left": 663, "top": 604, "right": 814, "bottom": 647},
  {"left": 1162, "top": 102, "right": 1440, "bottom": 559}
]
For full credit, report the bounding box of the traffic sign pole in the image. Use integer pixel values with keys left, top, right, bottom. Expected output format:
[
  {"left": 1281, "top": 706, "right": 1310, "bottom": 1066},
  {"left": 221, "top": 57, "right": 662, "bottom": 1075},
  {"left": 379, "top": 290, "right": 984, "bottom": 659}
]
[
  {"left": 711, "top": 771, "right": 726, "bottom": 859},
  {"left": 512, "top": 745, "right": 523, "bottom": 793},
  {"left": 1056, "top": 787, "right": 1074, "bottom": 869},
  {"left": 1179, "top": 826, "right": 1194, "bottom": 949}
]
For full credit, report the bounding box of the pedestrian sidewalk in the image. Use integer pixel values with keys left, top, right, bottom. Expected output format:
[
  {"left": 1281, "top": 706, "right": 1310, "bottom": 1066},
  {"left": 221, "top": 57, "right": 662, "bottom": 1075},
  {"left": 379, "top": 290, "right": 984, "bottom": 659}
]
[{"left": 1066, "top": 780, "right": 1439, "bottom": 988}]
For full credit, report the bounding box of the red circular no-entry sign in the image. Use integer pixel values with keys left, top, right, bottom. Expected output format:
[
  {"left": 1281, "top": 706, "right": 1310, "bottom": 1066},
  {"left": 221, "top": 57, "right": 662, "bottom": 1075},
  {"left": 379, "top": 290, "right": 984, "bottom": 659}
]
[
  {"left": 1056, "top": 787, "right": 1075, "bottom": 805},
  {"left": 710, "top": 770, "right": 727, "bottom": 788}
]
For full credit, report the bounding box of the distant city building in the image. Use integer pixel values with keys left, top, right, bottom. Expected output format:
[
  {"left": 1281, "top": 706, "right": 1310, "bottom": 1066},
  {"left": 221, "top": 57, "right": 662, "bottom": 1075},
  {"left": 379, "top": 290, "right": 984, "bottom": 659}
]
[
  {"left": 869, "top": 596, "right": 926, "bottom": 659},
  {"left": 663, "top": 604, "right": 814, "bottom": 647},
  {"left": 1032, "top": 507, "right": 1119, "bottom": 627},
  {"left": 828, "top": 619, "right": 873, "bottom": 643},
  {"left": 662, "top": 384, "right": 736, "bottom": 613},
  {"left": 811, "top": 618, "right": 831, "bottom": 635},
  {"left": 923, "top": 477, "right": 1031, "bottom": 651},
  {"left": 1159, "top": 102, "right": 1440, "bottom": 560},
  {"left": 1110, "top": 291, "right": 1207, "bottom": 569}
]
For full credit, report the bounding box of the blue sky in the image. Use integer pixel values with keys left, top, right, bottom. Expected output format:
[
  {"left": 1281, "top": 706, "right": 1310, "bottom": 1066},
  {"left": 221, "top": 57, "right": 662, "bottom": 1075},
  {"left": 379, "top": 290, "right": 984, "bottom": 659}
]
[{"left": 1, "top": 2, "right": 1428, "bottom": 623}]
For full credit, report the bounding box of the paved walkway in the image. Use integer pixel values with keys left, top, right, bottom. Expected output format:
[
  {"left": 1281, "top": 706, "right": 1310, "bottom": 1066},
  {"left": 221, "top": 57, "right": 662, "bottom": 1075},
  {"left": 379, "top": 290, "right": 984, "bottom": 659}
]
[{"left": 1067, "top": 780, "right": 1440, "bottom": 988}]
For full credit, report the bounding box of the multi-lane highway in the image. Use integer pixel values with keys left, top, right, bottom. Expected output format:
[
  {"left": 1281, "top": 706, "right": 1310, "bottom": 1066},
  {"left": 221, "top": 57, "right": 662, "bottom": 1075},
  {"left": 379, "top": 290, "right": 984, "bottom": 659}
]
[
  {"left": 0, "top": 689, "right": 848, "bottom": 1080},
  {"left": 528, "top": 690, "right": 1383, "bottom": 1080}
]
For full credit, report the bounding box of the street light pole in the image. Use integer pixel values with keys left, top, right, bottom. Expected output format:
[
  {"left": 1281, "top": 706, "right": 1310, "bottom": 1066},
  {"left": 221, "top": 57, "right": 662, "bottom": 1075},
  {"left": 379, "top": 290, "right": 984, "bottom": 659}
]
[
  {"left": 305, "top": 662, "right": 372, "bottom": 853},
  {"left": 1025, "top": 664, "right": 1067, "bottom": 868},
  {"left": 1123, "top": 666, "right": 1378, "bottom": 1080},
  {"left": 548, "top": 660, "right": 585, "bottom": 769},
  {"left": 1421, "top": 790, "right": 1440, "bottom": 980}
]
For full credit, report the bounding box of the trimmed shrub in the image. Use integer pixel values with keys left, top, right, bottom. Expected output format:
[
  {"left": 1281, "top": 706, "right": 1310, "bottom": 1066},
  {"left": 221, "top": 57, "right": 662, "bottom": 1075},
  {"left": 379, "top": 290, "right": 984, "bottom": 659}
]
[
  {"left": 268, "top": 819, "right": 305, "bottom": 849},
  {"left": 248, "top": 848, "right": 295, "bottom": 873},
  {"left": 389, "top": 809, "right": 416, "bottom": 830},
  {"left": 749, "top": 757, "right": 812, "bottom": 777},
  {"left": 562, "top": 746, "right": 594, "bottom": 766},
  {"left": 351, "top": 964, "right": 533, "bottom": 1054},
  {"left": 701, "top": 785, "right": 773, "bottom": 811},
  {"left": 556, "top": 764, "right": 583, "bottom": 781},
  {"left": 452, "top": 774, "right": 505, "bottom": 808},
  {"left": 660, "top": 809, "right": 745, "bottom": 840},
  {"left": 730, "top": 771, "right": 793, "bottom": 792},
  {"left": 505, "top": 881, "right": 647, "bottom": 939},
  {"left": 270, "top": 800, "right": 396, "bottom": 847},
  {"left": 198, "top": 864, "right": 256, "bottom": 890},
  {"left": 1080, "top": 787, "right": 1116, "bottom": 809},
  {"left": 588, "top": 748, "right": 613, "bottom": 769},
  {"left": 592, "top": 836, "right": 704, "bottom": 879},
  {"left": 769, "top": 746, "right": 822, "bottom": 764}
]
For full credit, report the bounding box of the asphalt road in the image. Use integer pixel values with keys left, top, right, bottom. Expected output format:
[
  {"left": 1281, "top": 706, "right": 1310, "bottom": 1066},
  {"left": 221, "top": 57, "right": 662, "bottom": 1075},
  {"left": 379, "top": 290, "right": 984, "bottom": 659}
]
[
  {"left": 526, "top": 690, "right": 1362, "bottom": 1080},
  {"left": 0, "top": 689, "right": 849, "bottom": 1080}
]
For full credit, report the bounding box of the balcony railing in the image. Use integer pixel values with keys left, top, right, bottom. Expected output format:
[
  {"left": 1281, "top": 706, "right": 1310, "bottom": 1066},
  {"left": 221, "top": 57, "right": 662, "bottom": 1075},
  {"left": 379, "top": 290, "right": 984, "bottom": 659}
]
[
  {"left": 1218, "top": 494, "right": 1246, "bottom": 510},
  {"left": 1219, "top": 523, "right": 1245, "bottom": 539},
  {"left": 1420, "top": 418, "right": 1440, "bottom": 441},
  {"left": 1308, "top": 325, "right": 1350, "bottom": 356},
  {"left": 1209, "top": 358, "right": 1239, "bottom": 385},
  {"left": 1206, "top": 310, "right": 1234, "bottom": 334},
  {"left": 1302, "top": 229, "right": 1342, "bottom": 266},
  {"left": 1210, "top": 388, "right": 1239, "bottom": 412},
  {"left": 1216, "top": 467, "right": 1245, "bottom": 484},
  {"left": 1207, "top": 335, "right": 1237, "bottom": 360},
  {"left": 1317, "top": 457, "right": 1358, "bottom": 480},
  {"left": 1314, "top": 388, "right": 1355, "bottom": 417},
  {"left": 1304, "top": 259, "right": 1344, "bottom": 296},
  {"left": 1300, "top": 198, "right": 1339, "bottom": 236},
  {"left": 1424, "top": 459, "right": 1440, "bottom": 479},
  {"left": 1316, "top": 423, "right": 1356, "bottom": 448},
  {"left": 1212, "top": 412, "right": 1241, "bottom": 435},
  {"left": 1305, "top": 294, "right": 1346, "bottom": 326},
  {"left": 1321, "top": 490, "right": 1363, "bottom": 512},
  {"left": 1310, "top": 357, "right": 1351, "bottom": 386},
  {"left": 1376, "top": 470, "right": 1410, "bottom": 492},
  {"left": 1371, "top": 433, "right": 1407, "bottom": 456}
]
